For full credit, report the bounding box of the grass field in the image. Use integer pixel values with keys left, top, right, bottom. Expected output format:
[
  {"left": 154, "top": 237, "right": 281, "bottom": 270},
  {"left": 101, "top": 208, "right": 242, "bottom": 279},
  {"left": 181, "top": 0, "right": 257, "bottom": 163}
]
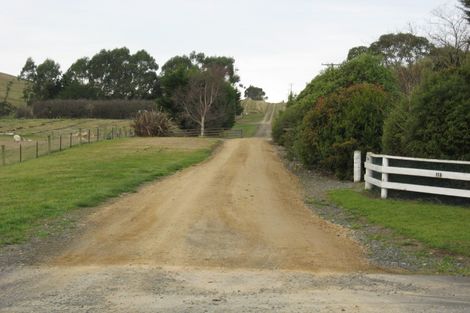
[
  {"left": 0, "top": 137, "right": 217, "bottom": 246},
  {"left": 0, "top": 72, "right": 28, "bottom": 107},
  {"left": 0, "top": 118, "right": 131, "bottom": 138},
  {"left": 329, "top": 189, "right": 470, "bottom": 257},
  {"left": 0, "top": 118, "right": 132, "bottom": 165}
]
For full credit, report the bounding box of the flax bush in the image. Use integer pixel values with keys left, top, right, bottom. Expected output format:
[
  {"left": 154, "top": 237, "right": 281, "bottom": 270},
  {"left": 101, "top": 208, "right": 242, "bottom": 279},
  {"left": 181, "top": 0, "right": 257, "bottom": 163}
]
[{"left": 132, "top": 110, "right": 175, "bottom": 137}]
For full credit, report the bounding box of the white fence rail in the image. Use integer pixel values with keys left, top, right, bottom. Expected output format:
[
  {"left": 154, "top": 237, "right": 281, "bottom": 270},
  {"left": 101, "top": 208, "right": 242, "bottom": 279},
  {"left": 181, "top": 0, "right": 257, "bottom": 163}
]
[{"left": 364, "top": 152, "right": 470, "bottom": 199}]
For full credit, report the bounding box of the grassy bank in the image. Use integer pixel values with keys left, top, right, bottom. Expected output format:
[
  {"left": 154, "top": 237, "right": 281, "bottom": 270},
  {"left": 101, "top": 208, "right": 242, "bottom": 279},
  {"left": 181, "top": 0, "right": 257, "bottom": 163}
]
[
  {"left": 0, "top": 137, "right": 217, "bottom": 246},
  {"left": 0, "top": 72, "right": 27, "bottom": 107},
  {"left": 329, "top": 189, "right": 470, "bottom": 257},
  {"left": 0, "top": 118, "right": 132, "bottom": 165}
]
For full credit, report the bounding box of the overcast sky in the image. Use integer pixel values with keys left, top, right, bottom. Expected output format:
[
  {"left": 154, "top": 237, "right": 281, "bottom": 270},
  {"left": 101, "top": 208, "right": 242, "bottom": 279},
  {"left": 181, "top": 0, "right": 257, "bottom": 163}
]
[{"left": 0, "top": 0, "right": 454, "bottom": 101}]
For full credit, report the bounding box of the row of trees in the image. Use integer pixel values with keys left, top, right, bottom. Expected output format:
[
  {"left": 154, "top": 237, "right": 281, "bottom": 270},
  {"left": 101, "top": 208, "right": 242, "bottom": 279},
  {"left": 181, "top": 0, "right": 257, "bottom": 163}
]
[
  {"left": 16, "top": 49, "right": 243, "bottom": 135},
  {"left": 273, "top": 2, "right": 470, "bottom": 179}
]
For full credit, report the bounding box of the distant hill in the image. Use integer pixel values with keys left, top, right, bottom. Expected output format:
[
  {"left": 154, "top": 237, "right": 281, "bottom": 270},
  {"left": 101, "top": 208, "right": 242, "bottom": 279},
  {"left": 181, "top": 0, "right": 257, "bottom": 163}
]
[
  {"left": 0, "top": 72, "right": 27, "bottom": 107},
  {"left": 241, "top": 99, "right": 270, "bottom": 114},
  {"left": 241, "top": 99, "right": 286, "bottom": 115}
]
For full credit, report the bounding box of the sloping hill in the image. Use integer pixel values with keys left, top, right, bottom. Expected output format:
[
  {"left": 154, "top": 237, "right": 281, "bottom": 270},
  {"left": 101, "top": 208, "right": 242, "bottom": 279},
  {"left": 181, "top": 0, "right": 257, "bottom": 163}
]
[
  {"left": 241, "top": 99, "right": 269, "bottom": 114},
  {"left": 0, "top": 72, "right": 27, "bottom": 107}
]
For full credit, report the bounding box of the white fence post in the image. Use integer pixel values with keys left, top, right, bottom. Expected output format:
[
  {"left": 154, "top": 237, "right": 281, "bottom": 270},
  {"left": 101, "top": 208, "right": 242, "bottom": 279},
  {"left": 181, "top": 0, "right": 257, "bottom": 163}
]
[
  {"left": 354, "top": 150, "right": 361, "bottom": 182},
  {"left": 365, "top": 152, "right": 372, "bottom": 190},
  {"left": 381, "top": 157, "right": 388, "bottom": 199}
]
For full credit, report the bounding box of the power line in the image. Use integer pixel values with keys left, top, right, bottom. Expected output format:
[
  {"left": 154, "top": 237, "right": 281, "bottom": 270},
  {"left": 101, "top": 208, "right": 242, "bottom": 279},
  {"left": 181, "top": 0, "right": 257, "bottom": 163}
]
[{"left": 321, "top": 63, "right": 341, "bottom": 69}]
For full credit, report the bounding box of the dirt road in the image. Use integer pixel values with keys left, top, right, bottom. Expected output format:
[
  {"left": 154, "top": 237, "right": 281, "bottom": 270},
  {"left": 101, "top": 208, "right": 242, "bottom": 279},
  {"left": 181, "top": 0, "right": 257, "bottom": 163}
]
[
  {"left": 1, "top": 113, "right": 470, "bottom": 311},
  {"left": 255, "top": 103, "right": 275, "bottom": 137},
  {"left": 54, "top": 138, "right": 368, "bottom": 272}
]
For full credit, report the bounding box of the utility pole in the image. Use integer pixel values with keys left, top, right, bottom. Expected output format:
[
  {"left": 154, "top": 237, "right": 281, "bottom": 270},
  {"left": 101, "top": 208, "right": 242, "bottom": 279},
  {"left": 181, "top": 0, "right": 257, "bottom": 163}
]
[{"left": 287, "top": 83, "right": 294, "bottom": 102}]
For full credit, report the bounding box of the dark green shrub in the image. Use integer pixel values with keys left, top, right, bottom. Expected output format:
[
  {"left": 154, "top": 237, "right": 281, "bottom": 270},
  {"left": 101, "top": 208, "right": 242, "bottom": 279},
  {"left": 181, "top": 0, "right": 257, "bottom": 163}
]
[
  {"left": 272, "top": 54, "right": 397, "bottom": 155},
  {"left": 398, "top": 62, "right": 470, "bottom": 160},
  {"left": 297, "top": 84, "right": 393, "bottom": 179},
  {"left": 132, "top": 110, "right": 175, "bottom": 136}
]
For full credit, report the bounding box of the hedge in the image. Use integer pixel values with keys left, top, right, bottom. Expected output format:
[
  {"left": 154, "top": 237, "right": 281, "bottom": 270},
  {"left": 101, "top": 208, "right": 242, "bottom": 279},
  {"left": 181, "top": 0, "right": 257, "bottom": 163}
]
[{"left": 32, "top": 99, "right": 156, "bottom": 119}]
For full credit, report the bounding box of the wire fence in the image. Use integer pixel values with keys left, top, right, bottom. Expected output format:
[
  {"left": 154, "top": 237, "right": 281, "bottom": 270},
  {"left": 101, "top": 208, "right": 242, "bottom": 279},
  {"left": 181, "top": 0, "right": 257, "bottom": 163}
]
[
  {"left": 1, "top": 127, "right": 134, "bottom": 166},
  {"left": 1, "top": 127, "right": 244, "bottom": 167}
]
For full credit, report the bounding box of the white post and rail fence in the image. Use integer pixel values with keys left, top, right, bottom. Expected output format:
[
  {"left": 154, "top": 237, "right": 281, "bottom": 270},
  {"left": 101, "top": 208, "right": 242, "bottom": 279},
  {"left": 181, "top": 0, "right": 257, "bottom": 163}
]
[{"left": 353, "top": 151, "right": 470, "bottom": 199}]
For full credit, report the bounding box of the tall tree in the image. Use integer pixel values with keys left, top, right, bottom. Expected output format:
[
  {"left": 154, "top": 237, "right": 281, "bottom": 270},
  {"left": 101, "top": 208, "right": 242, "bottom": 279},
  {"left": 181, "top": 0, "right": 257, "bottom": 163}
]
[
  {"left": 18, "top": 57, "right": 36, "bottom": 104},
  {"left": 159, "top": 55, "right": 195, "bottom": 116},
  {"left": 60, "top": 47, "right": 160, "bottom": 100},
  {"left": 174, "top": 65, "right": 227, "bottom": 136},
  {"left": 244, "top": 85, "right": 266, "bottom": 100},
  {"left": 160, "top": 52, "right": 242, "bottom": 130},
  {"left": 128, "top": 50, "right": 160, "bottom": 99},
  {"left": 369, "top": 33, "right": 433, "bottom": 66},
  {"left": 19, "top": 58, "right": 62, "bottom": 103},
  {"left": 60, "top": 57, "right": 98, "bottom": 99}
]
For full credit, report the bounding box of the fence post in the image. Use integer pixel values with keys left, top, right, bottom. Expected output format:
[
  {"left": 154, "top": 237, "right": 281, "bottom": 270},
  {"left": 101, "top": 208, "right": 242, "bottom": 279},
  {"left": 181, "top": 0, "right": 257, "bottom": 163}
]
[
  {"left": 19, "top": 144, "right": 22, "bottom": 163},
  {"left": 47, "top": 135, "right": 51, "bottom": 154},
  {"left": 59, "top": 135, "right": 62, "bottom": 151},
  {"left": 381, "top": 157, "right": 388, "bottom": 199},
  {"left": 88, "top": 129, "right": 91, "bottom": 144},
  {"left": 1, "top": 145, "right": 5, "bottom": 166},
  {"left": 365, "top": 152, "right": 372, "bottom": 190},
  {"left": 97, "top": 127, "right": 100, "bottom": 142},
  {"left": 69, "top": 133, "right": 73, "bottom": 148},
  {"left": 79, "top": 128, "right": 82, "bottom": 145},
  {"left": 353, "top": 150, "right": 361, "bottom": 182},
  {"left": 36, "top": 141, "right": 39, "bottom": 158},
  {"left": 111, "top": 128, "right": 114, "bottom": 139}
]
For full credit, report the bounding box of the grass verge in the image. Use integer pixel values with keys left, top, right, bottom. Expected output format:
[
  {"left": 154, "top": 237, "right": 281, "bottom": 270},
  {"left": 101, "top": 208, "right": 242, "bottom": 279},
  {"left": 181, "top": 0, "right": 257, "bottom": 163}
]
[
  {"left": 0, "top": 137, "right": 217, "bottom": 246},
  {"left": 329, "top": 189, "right": 470, "bottom": 257}
]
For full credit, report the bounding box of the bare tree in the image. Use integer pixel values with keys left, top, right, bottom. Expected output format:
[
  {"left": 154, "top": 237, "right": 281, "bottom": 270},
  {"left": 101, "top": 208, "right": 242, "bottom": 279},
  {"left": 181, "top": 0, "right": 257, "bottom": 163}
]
[
  {"left": 427, "top": 6, "right": 470, "bottom": 66},
  {"left": 175, "top": 65, "right": 226, "bottom": 136}
]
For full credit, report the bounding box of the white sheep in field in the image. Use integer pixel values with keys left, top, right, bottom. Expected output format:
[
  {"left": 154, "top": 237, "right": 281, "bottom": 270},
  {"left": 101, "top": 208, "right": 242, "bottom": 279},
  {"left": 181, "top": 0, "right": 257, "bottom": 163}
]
[{"left": 13, "top": 135, "right": 21, "bottom": 143}]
